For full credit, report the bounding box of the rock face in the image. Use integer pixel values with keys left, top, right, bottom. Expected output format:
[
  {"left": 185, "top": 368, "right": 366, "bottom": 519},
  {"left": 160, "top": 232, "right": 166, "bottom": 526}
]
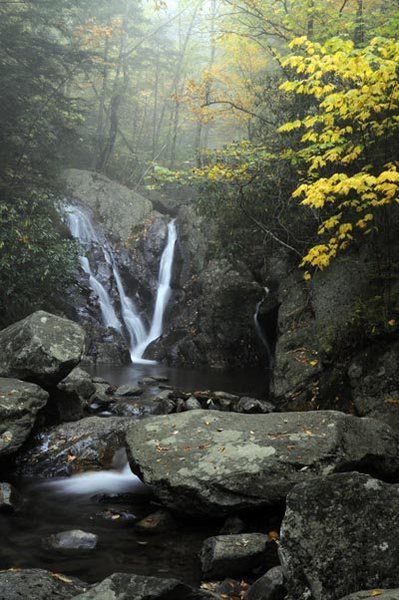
[
  {"left": 200, "top": 533, "right": 269, "bottom": 579},
  {"left": 0, "top": 311, "right": 85, "bottom": 386},
  {"left": 279, "top": 472, "right": 399, "bottom": 600},
  {"left": 0, "top": 482, "right": 20, "bottom": 512},
  {"left": 147, "top": 258, "right": 264, "bottom": 369},
  {"left": 63, "top": 169, "right": 153, "bottom": 244},
  {"left": 15, "top": 416, "right": 128, "bottom": 478},
  {"left": 0, "top": 378, "right": 48, "bottom": 456},
  {"left": 0, "top": 568, "right": 87, "bottom": 600},
  {"left": 126, "top": 410, "right": 399, "bottom": 515},
  {"left": 53, "top": 367, "right": 96, "bottom": 422},
  {"left": 71, "top": 573, "right": 216, "bottom": 600},
  {"left": 247, "top": 567, "right": 286, "bottom": 600}
]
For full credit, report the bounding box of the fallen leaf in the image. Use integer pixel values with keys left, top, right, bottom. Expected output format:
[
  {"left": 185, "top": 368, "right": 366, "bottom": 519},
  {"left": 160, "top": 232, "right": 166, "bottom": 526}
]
[{"left": 52, "top": 573, "right": 74, "bottom": 584}]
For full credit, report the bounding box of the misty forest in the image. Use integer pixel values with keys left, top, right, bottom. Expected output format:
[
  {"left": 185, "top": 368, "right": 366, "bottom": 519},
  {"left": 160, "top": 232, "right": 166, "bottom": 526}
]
[{"left": 1, "top": 1, "right": 399, "bottom": 599}]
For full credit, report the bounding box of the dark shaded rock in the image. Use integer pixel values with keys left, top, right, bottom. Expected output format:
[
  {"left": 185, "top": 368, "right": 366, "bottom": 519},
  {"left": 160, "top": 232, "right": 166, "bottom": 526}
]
[
  {"left": 279, "top": 472, "right": 399, "bottom": 600},
  {"left": 0, "top": 378, "right": 48, "bottom": 456},
  {"left": 220, "top": 516, "right": 245, "bottom": 535},
  {"left": 15, "top": 416, "right": 128, "bottom": 478},
  {"left": 147, "top": 259, "right": 264, "bottom": 369},
  {"left": 51, "top": 367, "right": 95, "bottom": 422},
  {"left": 215, "top": 579, "right": 246, "bottom": 598},
  {"left": 135, "top": 510, "right": 177, "bottom": 534},
  {"left": 0, "top": 569, "right": 86, "bottom": 599},
  {"left": 71, "top": 572, "right": 217, "bottom": 599},
  {"left": 200, "top": 533, "right": 268, "bottom": 579},
  {"left": 114, "top": 384, "right": 143, "bottom": 397},
  {"left": 246, "top": 566, "right": 286, "bottom": 600},
  {"left": 237, "top": 397, "right": 275, "bottom": 414},
  {"left": 0, "top": 311, "right": 85, "bottom": 386},
  {"left": 44, "top": 530, "right": 98, "bottom": 553},
  {"left": 0, "top": 482, "right": 20, "bottom": 513},
  {"left": 126, "top": 410, "right": 399, "bottom": 516},
  {"left": 348, "top": 340, "right": 399, "bottom": 431}
]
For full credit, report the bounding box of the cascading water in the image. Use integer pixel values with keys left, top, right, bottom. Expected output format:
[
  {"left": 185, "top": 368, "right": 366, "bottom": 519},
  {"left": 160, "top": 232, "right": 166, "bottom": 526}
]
[
  {"left": 66, "top": 206, "right": 122, "bottom": 333},
  {"left": 254, "top": 287, "right": 274, "bottom": 369},
  {"left": 65, "top": 204, "right": 177, "bottom": 364},
  {"left": 132, "top": 219, "right": 177, "bottom": 363}
]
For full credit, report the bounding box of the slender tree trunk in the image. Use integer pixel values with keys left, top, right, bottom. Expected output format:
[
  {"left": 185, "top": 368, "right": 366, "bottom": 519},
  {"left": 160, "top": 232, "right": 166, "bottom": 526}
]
[
  {"left": 307, "top": 0, "right": 315, "bottom": 39},
  {"left": 95, "top": 37, "right": 110, "bottom": 171},
  {"left": 354, "top": 0, "right": 365, "bottom": 46}
]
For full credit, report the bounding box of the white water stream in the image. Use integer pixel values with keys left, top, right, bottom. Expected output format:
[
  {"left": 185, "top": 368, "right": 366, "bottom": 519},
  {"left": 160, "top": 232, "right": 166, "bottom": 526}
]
[
  {"left": 254, "top": 287, "right": 274, "bottom": 369},
  {"left": 65, "top": 204, "right": 177, "bottom": 364}
]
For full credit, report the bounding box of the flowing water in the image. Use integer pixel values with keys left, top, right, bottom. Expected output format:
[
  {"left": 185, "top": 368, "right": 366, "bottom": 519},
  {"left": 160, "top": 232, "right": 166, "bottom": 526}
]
[{"left": 65, "top": 205, "right": 177, "bottom": 364}]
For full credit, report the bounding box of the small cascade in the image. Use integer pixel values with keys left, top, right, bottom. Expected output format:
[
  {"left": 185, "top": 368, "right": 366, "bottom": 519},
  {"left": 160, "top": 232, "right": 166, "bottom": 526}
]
[
  {"left": 65, "top": 204, "right": 177, "bottom": 364},
  {"left": 66, "top": 206, "right": 122, "bottom": 333},
  {"left": 132, "top": 219, "right": 177, "bottom": 363},
  {"left": 254, "top": 287, "right": 274, "bottom": 369}
]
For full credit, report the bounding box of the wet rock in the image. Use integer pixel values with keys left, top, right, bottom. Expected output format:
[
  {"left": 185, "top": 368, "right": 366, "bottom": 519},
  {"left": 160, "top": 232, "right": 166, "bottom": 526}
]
[
  {"left": 280, "top": 473, "right": 399, "bottom": 600},
  {"left": 71, "top": 572, "right": 217, "bottom": 599},
  {"left": 0, "top": 568, "right": 87, "bottom": 599},
  {"left": 246, "top": 566, "right": 286, "bottom": 600},
  {"left": 200, "top": 533, "right": 269, "bottom": 579},
  {"left": 0, "top": 482, "right": 20, "bottom": 513},
  {"left": 186, "top": 396, "right": 202, "bottom": 411},
  {"left": 44, "top": 530, "right": 98, "bottom": 553},
  {"left": 237, "top": 397, "right": 275, "bottom": 414},
  {"left": 52, "top": 367, "right": 95, "bottom": 422},
  {"left": 339, "top": 591, "right": 399, "bottom": 600},
  {"left": 114, "top": 384, "right": 143, "bottom": 397},
  {"left": 0, "top": 311, "right": 85, "bottom": 386},
  {"left": 154, "top": 391, "right": 176, "bottom": 415},
  {"left": 91, "top": 508, "right": 136, "bottom": 526},
  {"left": 126, "top": 410, "right": 399, "bottom": 515},
  {"left": 0, "top": 378, "right": 48, "bottom": 456},
  {"left": 15, "top": 416, "right": 128, "bottom": 478},
  {"left": 135, "top": 509, "right": 177, "bottom": 533}
]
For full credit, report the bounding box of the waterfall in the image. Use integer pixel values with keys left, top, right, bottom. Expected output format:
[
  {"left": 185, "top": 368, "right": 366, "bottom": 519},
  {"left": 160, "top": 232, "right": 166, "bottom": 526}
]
[
  {"left": 65, "top": 204, "right": 177, "bottom": 364},
  {"left": 66, "top": 206, "right": 122, "bottom": 333},
  {"left": 131, "top": 219, "right": 177, "bottom": 363},
  {"left": 254, "top": 287, "right": 274, "bottom": 369}
]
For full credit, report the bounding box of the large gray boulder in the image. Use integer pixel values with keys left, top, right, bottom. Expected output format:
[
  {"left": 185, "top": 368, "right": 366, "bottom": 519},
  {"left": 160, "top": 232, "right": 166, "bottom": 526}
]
[
  {"left": 200, "top": 533, "right": 269, "bottom": 579},
  {"left": 0, "top": 568, "right": 87, "bottom": 600},
  {"left": 126, "top": 410, "right": 399, "bottom": 515},
  {"left": 15, "top": 416, "right": 128, "bottom": 478},
  {"left": 63, "top": 169, "right": 153, "bottom": 243},
  {"left": 0, "top": 311, "right": 85, "bottom": 386},
  {"left": 71, "top": 572, "right": 216, "bottom": 599},
  {"left": 279, "top": 472, "right": 399, "bottom": 600},
  {"left": 0, "top": 378, "right": 48, "bottom": 456}
]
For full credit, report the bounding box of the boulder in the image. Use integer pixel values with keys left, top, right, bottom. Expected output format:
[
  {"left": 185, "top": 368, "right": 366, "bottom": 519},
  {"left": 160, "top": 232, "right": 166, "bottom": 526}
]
[
  {"left": 15, "top": 416, "right": 128, "bottom": 478},
  {"left": 52, "top": 367, "right": 96, "bottom": 422},
  {"left": 200, "top": 533, "right": 269, "bottom": 579},
  {"left": 0, "top": 311, "right": 85, "bottom": 386},
  {"left": 0, "top": 482, "right": 20, "bottom": 513},
  {"left": 0, "top": 568, "right": 87, "bottom": 600},
  {"left": 279, "top": 472, "right": 399, "bottom": 600},
  {"left": 236, "top": 397, "right": 275, "bottom": 414},
  {"left": 43, "top": 530, "right": 98, "bottom": 553},
  {"left": 70, "top": 572, "right": 217, "bottom": 599},
  {"left": 246, "top": 567, "right": 286, "bottom": 600},
  {"left": 114, "top": 384, "right": 143, "bottom": 397},
  {"left": 126, "top": 410, "right": 399, "bottom": 515},
  {"left": 0, "top": 378, "right": 48, "bottom": 456}
]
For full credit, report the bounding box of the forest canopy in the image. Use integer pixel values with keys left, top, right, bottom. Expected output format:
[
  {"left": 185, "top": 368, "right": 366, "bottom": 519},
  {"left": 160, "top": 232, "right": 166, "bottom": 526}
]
[{"left": 0, "top": 0, "right": 398, "bottom": 326}]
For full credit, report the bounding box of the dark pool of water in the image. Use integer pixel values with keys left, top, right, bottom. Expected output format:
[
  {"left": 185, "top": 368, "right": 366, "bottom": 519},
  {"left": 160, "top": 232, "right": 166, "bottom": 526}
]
[
  {"left": 0, "top": 365, "right": 270, "bottom": 586},
  {"left": 89, "top": 363, "right": 269, "bottom": 399},
  {"left": 0, "top": 474, "right": 217, "bottom": 586}
]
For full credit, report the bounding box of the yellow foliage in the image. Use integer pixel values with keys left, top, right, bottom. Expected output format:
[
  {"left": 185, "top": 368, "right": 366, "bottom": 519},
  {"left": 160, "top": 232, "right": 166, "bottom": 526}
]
[{"left": 279, "top": 36, "right": 399, "bottom": 275}]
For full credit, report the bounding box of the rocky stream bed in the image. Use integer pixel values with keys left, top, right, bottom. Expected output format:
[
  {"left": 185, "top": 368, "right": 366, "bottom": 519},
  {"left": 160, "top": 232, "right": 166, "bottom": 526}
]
[{"left": 1, "top": 310, "right": 399, "bottom": 600}]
